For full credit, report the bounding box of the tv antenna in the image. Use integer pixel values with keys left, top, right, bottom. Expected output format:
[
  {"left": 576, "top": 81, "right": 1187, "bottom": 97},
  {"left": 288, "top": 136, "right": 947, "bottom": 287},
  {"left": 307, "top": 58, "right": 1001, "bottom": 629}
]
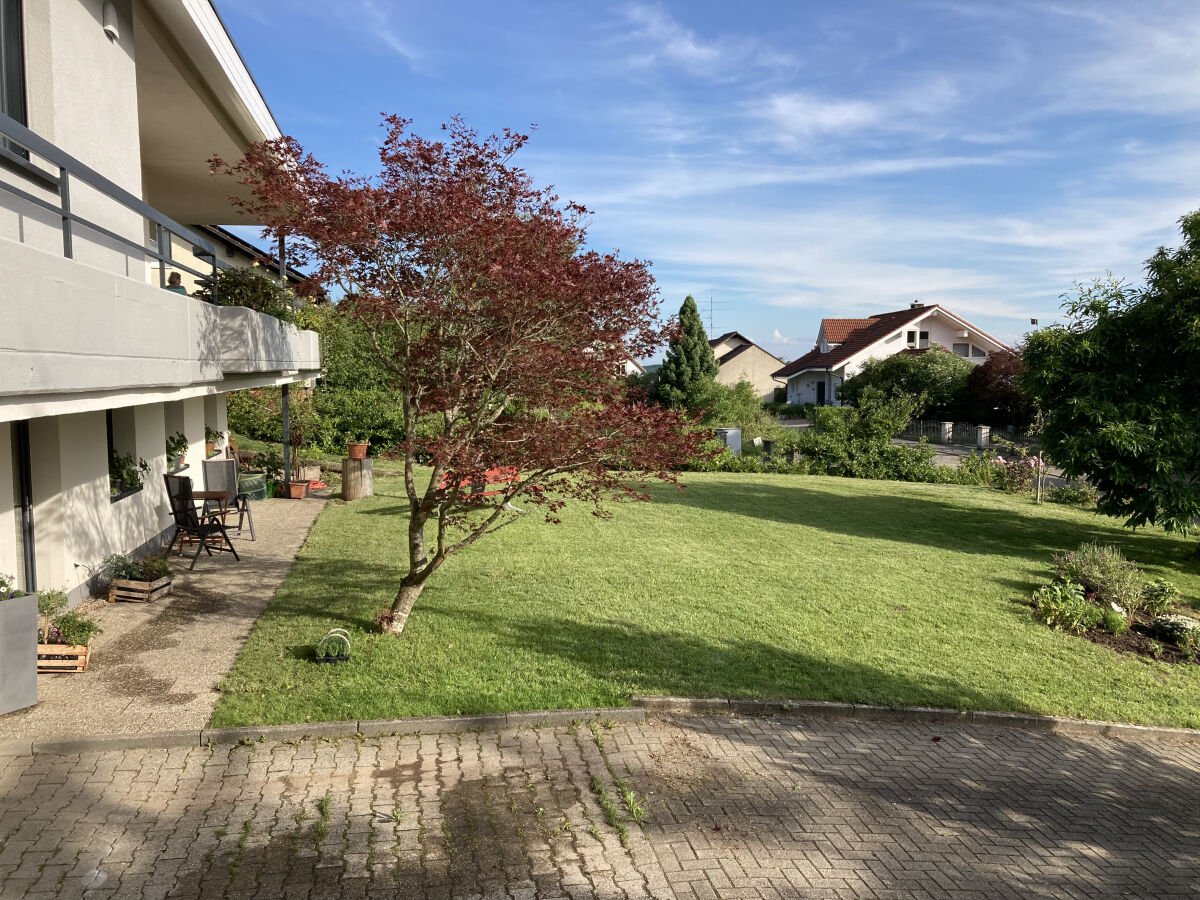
[{"left": 704, "top": 290, "right": 727, "bottom": 336}]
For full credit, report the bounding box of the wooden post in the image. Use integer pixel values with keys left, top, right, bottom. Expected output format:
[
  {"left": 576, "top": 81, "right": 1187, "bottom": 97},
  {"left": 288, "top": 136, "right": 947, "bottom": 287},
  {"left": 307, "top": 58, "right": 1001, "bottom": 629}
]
[{"left": 342, "top": 458, "right": 373, "bottom": 501}]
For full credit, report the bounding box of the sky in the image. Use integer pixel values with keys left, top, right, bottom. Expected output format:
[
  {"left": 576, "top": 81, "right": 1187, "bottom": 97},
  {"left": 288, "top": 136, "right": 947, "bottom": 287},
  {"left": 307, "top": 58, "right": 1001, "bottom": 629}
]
[{"left": 219, "top": 0, "right": 1200, "bottom": 360}]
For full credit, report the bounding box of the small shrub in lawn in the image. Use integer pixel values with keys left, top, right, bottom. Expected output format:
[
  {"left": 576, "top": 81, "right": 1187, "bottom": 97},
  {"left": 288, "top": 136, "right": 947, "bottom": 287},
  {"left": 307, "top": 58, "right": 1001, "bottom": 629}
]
[
  {"left": 1052, "top": 542, "right": 1144, "bottom": 612},
  {"left": 1141, "top": 578, "right": 1180, "bottom": 616},
  {"left": 1151, "top": 614, "right": 1200, "bottom": 645},
  {"left": 1032, "top": 580, "right": 1101, "bottom": 634},
  {"left": 1045, "top": 479, "right": 1099, "bottom": 507}
]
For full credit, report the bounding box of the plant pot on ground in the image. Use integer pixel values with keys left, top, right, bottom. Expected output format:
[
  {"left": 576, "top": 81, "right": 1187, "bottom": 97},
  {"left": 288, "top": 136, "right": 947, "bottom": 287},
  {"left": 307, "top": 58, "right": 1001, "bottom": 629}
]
[
  {"left": 37, "top": 596, "right": 100, "bottom": 674},
  {"left": 347, "top": 441, "right": 369, "bottom": 460},
  {"left": 0, "top": 575, "right": 36, "bottom": 714},
  {"left": 102, "top": 552, "right": 173, "bottom": 603},
  {"left": 284, "top": 480, "right": 309, "bottom": 500}
]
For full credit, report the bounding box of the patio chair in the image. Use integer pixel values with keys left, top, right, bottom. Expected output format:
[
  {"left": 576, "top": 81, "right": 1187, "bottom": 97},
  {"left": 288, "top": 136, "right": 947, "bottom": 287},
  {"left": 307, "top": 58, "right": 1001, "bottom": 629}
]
[
  {"left": 202, "top": 457, "right": 255, "bottom": 541},
  {"left": 164, "top": 474, "right": 240, "bottom": 570}
]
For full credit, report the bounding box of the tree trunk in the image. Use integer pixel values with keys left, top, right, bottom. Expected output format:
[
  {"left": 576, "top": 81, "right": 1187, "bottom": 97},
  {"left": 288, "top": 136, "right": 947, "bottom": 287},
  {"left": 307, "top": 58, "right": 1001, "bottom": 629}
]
[{"left": 388, "top": 580, "right": 426, "bottom": 635}]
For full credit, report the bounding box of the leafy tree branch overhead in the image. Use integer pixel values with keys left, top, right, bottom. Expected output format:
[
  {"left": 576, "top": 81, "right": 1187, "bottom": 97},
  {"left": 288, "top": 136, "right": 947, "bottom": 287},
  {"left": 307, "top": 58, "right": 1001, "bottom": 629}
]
[
  {"left": 212, "top": 116, "right": 705, "bottom": 633},
  {"left": 1022, "top": 211, "right": 1200, "bottom": 558}
]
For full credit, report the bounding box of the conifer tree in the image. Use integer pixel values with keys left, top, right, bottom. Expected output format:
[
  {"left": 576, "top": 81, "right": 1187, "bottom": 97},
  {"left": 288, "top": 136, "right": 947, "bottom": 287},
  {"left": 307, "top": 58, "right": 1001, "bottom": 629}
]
[{"left": 658, "top": 295, "right": 718, "bottom": 408}]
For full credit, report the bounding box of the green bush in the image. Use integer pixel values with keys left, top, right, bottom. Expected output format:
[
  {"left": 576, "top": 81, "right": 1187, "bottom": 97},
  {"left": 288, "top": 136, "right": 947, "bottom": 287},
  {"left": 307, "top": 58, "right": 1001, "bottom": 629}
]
[
  {"left": 37, "top": 589, "right": 68, "bottom": 622},
  {"left": 1045, "top": 479, "right": 1099, "bottom": 507},
  {"left": 102, "top": 552, "right": 171, "bottom": 582},
  {"left": 1032, "top": 580, "right": 1101, "bottom": 633},
  {"left": 1100, "top": 607, "right": 1129, "bottom": 635},
  {"left": 194, "top": 265, "right": 297, "bottom": 323},
  {"left": 1141, "top": 578, "right": 1180, "bottom": 616},
  {"left": 41, "top": 609, "right": 101, "bottom": 646},
  {"left": 1052, "top": 542, "right": 1144, "bottom": 612}
]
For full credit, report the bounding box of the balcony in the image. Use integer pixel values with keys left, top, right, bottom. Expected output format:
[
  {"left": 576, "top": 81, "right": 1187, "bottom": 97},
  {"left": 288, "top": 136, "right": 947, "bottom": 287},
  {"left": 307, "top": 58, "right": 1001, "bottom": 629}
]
[{"left": 0, "top": 114, "right": 320, "bottom": 423}]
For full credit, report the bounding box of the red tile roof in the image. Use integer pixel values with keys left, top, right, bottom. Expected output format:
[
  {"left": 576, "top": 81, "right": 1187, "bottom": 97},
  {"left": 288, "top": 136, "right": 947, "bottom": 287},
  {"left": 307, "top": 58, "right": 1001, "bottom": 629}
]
[
  {"left": 821, "top": 318, "right": 875, "bottom": 343},
  {"left": 773, "top": 306, "right": 931, "bottom": 378}
]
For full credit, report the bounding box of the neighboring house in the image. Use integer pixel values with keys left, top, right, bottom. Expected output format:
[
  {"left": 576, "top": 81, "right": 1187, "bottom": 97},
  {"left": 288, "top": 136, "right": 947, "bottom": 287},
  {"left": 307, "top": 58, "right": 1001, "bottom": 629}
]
[
  {"left": 171, "top": 224, "right": 308, "bottom": 294},
  {"left": 707, "top": 331, "right": 785, "bottom": 401},
  {"left": 621, "top": 357, "right": 646, "bottom": 377},
  {"left": 0, "top": 1, "right": 320, "bottom": 604},
  {"left": 772, "top": 303, "right": 1009, "bottom": 406}
]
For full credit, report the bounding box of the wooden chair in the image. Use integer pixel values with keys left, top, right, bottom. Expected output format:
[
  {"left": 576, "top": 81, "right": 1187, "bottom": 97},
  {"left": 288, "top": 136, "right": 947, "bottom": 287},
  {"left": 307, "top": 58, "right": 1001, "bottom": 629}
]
[
  {"left": 164, "top": 475, "right": 240, "bottom": 570},
  {"left": 202, "top": 457, "right": 255, "bottom": 541}
]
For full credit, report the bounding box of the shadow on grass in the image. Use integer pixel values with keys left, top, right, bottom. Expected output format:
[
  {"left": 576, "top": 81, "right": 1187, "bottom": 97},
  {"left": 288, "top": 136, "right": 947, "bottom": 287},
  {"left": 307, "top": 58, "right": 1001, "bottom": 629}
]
[
  {"left": 651, "top": 477, "right": 1198, "bottom": 570},
  {"left": 419, "top": 604, "right": 1030, "bottom": 714}
]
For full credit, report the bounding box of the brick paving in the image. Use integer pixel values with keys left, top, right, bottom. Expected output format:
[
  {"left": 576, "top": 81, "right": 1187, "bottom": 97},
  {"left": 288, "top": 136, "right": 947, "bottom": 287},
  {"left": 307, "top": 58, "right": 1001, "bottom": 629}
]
[{"left": 1, "top": 714, "right": 1199, "bottom": 898}]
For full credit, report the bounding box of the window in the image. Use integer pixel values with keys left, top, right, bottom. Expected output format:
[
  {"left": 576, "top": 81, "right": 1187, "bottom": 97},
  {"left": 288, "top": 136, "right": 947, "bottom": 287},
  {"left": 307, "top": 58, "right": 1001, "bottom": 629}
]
[
  {"left": 952, "top": 342, "right": 970, "bottom": 357},
  {"left": 918, "top": 330, "right": 929, "bottom": 349},
  {"left": 906, "top": 330, "right": 916, "bottom": 346},
  {"left": 107, "top": 409, "right": 145, "bottom": 501},
  {"left": 0, "top": 0, "right": 26, "bottom": 126},
  {"left": 971, "top": 344, "right": 987, "bottom": 358}
]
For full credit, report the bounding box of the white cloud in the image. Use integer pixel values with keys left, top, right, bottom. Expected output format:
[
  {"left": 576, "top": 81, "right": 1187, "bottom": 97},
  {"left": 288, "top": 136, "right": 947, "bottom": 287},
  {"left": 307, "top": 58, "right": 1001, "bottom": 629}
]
[
  {"left": 359, "top": 0, "right": 420, "bottom": 63},
  {"left": 759, "top": 94, "right": 881, "bottom": 138}
]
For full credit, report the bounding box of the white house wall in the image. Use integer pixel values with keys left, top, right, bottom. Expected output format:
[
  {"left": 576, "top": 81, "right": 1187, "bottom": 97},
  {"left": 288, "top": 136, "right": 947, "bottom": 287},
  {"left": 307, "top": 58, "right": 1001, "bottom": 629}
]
[
  {"left": 0, "top": 423, "right": 15, "bottom": 580},
  {"left": 0, "top": 0, "right": 145, "bottom": 276}
]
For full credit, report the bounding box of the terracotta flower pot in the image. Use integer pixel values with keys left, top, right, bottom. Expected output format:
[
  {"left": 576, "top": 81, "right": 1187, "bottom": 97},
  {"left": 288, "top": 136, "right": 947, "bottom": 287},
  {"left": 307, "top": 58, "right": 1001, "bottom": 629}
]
[
  {"left": 285, "top": 481, "right": 309, "bottom": 500},
  {"left": 347, "top": 442, "right": 368, "bottom": 460},
  {"left": 205, "top": 441, "right": 216, "bottom": 457}
]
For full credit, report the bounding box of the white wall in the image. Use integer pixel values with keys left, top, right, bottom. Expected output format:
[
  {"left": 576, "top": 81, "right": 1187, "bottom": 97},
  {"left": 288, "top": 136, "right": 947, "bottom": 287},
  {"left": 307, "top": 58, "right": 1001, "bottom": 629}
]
[
  {"left": 0, "top": 0, "right": 144, "bottom": 275},
  {"left": 0, "top": 423, "right": 16, "bottom": 582}
]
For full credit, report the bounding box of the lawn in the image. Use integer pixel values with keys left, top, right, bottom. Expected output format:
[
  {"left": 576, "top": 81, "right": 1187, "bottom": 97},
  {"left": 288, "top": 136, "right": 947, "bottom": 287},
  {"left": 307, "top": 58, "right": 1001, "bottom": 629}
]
[{"left": 210, "top": 473, "right": 1200, "bottom": 728}]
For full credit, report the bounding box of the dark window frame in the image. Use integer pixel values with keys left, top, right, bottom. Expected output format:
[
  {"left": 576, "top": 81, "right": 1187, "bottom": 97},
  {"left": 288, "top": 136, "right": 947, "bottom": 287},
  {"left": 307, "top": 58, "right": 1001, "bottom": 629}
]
[{"left": 1, "top": 0, "right": 27, "bottom": 126}]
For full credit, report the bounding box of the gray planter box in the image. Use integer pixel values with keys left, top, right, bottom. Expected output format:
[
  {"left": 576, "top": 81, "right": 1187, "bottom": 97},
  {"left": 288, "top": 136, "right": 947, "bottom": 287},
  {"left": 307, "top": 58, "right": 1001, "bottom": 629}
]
[{"left": 0, "top": 592, "right": 37, "bottom": 715}]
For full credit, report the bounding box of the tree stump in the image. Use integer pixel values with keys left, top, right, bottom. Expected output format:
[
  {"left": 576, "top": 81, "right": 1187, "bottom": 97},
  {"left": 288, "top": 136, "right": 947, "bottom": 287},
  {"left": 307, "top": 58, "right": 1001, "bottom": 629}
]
[{"left": 342, "top": 458, "right": 373, "bottom": 501}]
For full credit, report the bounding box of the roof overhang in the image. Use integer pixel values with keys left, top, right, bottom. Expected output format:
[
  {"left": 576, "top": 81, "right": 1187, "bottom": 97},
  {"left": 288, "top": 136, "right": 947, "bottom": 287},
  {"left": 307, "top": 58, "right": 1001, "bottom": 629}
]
[{"left": 134, "top": 0, "right": 282, "bottom": 224}]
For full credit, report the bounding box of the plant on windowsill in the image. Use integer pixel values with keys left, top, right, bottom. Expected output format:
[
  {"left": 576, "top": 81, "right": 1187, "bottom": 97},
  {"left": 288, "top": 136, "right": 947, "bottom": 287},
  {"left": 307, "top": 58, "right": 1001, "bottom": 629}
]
[
  {"left": 36, "top": 588, "right": 99, "bottom": 673},
  {"left": 204, "top": 426, "right": 222, "bottom": 458},
  {"left": 165, "top": 431, "right": 189, "bottom": 471},
  {"left": 101, "top": 552, "right": 174, "bottom": 603},
  {"left": 109, "top": 451, "right": 150, "bottom": 501}
]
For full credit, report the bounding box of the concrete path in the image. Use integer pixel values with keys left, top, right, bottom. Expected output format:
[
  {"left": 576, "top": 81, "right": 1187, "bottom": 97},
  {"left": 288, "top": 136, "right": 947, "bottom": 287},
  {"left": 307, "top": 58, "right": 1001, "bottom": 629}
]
[
  {"left": 0, "top": 497, "right": 325, "bottom": 741},
  {"left": 1, "top": 713, "right": 1198, "bottom": 898}
]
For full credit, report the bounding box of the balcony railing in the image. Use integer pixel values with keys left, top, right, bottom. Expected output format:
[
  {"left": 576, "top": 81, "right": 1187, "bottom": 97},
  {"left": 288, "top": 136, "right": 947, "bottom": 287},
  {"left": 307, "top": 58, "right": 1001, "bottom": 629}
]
[{"left": 0, "top": 111, "right": 229, "bottom": 297}]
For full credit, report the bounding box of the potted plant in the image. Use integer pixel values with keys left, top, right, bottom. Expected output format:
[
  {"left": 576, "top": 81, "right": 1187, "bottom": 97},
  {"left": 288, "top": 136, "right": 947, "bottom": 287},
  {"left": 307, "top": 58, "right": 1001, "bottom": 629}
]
[
  {"left": 347, "top": 438, "right": 369, "bottom": 460},
  {"left": 313, "top": 628, "right": 351, "bottom": 663},
  {"left": 0, "top": 574, "right": 37, "bottom": 715},
  {"left": 109, "top": 451, "right": 150, "bottom": 499},
  {"left": 102, "top": 552, "right": 174, "bottom": 603},
  {"left": 37, "top": 593, "right": 101, "bottom": 673},
  {"left": 165, "top": 431, "right": 189, "bottom": 471},
  {"left": 204, "top": 426, "right": 222, "bottom": 458}
]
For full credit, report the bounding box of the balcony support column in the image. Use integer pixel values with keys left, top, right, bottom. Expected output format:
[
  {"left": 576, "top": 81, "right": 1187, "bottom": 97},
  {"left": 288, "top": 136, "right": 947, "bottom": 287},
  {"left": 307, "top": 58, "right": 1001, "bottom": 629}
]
[{"left": 282, "top": 382, "right": 291, "bottom": 485}]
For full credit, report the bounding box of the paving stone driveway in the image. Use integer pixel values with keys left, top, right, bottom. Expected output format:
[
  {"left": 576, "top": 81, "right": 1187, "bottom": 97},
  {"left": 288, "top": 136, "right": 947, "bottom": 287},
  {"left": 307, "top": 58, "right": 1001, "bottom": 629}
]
[{"left": 2, "top": 713, "right": 1199, "bottom": 899}]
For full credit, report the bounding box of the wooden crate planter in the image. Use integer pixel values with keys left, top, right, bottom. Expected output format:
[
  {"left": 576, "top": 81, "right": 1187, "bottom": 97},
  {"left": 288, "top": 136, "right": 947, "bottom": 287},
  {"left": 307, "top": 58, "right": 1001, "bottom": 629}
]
[
  {"left": 37, "top": 644, "right": 91, "bottom": 673},
  {"left": 107, "top": 576, "right": 173, "bottom": 604}
]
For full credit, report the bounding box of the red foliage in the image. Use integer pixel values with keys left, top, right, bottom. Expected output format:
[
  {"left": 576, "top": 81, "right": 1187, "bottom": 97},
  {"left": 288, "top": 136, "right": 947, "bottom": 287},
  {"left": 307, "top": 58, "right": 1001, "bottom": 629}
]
[
  {"left": 213, "top": 116, "right": 706, "bottom": 626},
  {"left": 967, "top": 348, "right": 1033, "bottom": 426}
]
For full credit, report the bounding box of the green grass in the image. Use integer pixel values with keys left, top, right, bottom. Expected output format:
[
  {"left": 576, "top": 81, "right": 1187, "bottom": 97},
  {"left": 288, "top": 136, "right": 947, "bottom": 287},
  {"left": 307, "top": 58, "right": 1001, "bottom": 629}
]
[{"left": 210, "top": 473, "right": 1200, "bottom": 728}]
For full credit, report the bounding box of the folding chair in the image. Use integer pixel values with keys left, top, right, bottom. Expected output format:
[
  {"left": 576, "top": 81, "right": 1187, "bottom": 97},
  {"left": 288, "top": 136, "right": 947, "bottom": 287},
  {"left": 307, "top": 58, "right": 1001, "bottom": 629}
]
[
  {"left": 202, "top": 457, "right": 255, "bottom": 541},
  {"left": 164, "top": 474, "right": 240, "bottom": 570}
]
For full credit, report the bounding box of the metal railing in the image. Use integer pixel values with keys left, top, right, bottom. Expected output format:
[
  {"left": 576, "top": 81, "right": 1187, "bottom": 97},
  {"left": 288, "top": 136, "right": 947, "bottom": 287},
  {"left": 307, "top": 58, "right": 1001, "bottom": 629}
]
[{"left": 0, "top": 111, "right": 228, "bottom": 296}]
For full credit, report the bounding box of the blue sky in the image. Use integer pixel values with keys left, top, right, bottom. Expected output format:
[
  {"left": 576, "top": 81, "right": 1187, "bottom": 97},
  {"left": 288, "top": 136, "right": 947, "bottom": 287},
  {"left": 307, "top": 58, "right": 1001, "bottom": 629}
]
[{"left": 220, "top": 0, "right": 1200, "bottom": 360}]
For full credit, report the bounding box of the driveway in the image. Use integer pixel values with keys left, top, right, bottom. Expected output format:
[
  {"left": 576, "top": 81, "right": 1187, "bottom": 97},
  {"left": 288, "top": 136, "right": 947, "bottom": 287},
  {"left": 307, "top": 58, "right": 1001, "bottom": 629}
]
[{"left": 1, "top": 713, "right": 1197, "bottom": 898}]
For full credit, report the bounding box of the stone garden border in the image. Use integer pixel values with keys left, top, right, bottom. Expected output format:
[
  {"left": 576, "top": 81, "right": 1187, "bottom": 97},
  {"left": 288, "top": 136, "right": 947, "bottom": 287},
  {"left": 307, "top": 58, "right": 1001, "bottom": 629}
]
[{"left": 2, "top": 697, "right": 1196, "bottom": 757}]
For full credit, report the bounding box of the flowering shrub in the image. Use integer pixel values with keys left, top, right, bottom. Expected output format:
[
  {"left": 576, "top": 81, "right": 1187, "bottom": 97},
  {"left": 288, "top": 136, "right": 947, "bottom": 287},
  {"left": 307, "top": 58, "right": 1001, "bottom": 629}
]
[
  {"left": 0, "top": 573, "right": 25, "bottom": 600},
  {"left": 1052, "top": 542, "right": 1144, "bottom": 613},
  {"left": 1151, "top": 614, "right": 1200, "bottom": 645},
  {"left": 39, "top": 609, "right": 101, "bottom": 646}
]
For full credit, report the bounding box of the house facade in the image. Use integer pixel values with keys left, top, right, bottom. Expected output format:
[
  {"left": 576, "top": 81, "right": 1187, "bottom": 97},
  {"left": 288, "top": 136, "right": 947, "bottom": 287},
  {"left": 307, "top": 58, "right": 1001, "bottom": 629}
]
[
  {"left": 708, "top": 331, "right": 785, "bottom": 401},
  {"left": 0, "top": 0, "right": 320, "bottom": 603},
  {"left": 772, "top": 303, "right": 1009, "bottom": 406}
]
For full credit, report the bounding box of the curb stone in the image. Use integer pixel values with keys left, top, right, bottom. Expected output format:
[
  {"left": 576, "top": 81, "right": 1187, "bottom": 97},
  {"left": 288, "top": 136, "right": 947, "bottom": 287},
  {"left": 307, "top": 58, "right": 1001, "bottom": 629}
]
[
  {"left": 630, "top": 696, "right": 1200, "bottom": 743},
  {"left": 0, "top": 707, "right": 647, "bottom": 756}
]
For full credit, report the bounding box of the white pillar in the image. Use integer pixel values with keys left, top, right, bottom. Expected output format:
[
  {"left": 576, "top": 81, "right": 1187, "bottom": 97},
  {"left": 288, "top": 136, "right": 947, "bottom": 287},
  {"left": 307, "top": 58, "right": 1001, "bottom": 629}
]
[
  {"left": 977, "top": 425, "right": 990, "bottom": 448},
  {"left": 939, "top": 422, "right": 953, "bottom": 443}
]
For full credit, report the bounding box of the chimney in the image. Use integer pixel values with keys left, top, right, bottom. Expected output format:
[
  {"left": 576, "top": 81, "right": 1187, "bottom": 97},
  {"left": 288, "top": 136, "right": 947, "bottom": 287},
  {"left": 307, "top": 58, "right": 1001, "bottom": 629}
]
[{"left": 910, "top": 301, "right": 925, "bottom": 309}]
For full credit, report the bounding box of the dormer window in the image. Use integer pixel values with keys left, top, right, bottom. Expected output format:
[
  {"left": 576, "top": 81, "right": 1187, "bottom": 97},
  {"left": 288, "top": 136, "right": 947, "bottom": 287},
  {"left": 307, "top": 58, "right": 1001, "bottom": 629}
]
[{"left": 906, "top": 330, "right": 916, "bottom": 347}]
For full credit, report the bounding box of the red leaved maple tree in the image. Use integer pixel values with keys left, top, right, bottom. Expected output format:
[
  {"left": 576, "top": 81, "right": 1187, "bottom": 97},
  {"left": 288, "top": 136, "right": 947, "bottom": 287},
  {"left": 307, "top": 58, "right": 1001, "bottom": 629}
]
[{"left": 214, "top": 116, "right": 704, "bottom": 634}]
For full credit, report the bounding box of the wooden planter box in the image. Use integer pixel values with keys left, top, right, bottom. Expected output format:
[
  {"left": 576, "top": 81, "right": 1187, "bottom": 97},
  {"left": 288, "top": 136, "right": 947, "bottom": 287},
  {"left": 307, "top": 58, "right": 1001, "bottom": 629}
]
[
  {"left": 37, "top": 643, "right": 91, "bottom": 673},
  {"left": 107, "top": 576, "right": 173, "bottom": 604}
]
